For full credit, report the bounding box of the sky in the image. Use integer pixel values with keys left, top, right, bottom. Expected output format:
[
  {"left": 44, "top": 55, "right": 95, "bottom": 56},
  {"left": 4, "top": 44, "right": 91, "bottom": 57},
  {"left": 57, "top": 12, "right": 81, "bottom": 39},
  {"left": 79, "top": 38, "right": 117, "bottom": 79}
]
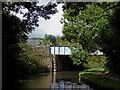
[{"left": 28, "top": 3, "right": 64, "bottom": 38}]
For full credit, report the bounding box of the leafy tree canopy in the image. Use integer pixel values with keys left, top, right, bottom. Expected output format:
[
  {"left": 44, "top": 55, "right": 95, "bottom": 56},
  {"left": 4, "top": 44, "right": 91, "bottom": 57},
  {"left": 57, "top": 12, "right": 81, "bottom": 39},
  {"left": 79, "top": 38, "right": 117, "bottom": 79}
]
[
  {"left": 3, "top": 2, "right": 58, "bottom": 33},
  {"left": 62, "top": 2, "right": 120, "bottom": 74},
  {"left": 2, "top": 2, "right": 58, "bottom": 84}
]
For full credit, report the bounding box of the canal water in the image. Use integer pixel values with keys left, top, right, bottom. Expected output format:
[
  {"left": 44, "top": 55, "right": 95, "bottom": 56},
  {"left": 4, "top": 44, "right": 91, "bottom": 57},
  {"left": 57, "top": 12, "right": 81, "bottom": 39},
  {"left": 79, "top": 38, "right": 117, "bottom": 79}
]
[{"left": 14, "top": 71, "right": 103, "bottom": 89}]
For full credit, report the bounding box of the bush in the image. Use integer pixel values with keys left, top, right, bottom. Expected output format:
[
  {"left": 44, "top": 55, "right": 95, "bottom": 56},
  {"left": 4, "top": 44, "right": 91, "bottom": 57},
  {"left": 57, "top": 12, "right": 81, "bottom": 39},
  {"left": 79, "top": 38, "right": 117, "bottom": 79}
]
[
  {"left": 83, "top": 55, "right": 108, "bottom": 69},
  {"left": 16, "top": 43, "right": 50, "bottom": 75}
]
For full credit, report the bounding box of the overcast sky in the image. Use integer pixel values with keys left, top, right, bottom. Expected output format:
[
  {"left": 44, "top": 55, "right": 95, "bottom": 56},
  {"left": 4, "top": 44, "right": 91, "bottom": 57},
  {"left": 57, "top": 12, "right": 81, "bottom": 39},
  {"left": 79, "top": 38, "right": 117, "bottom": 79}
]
[{"left": 28, "top": 3, "right": 64, "bottom": 38}]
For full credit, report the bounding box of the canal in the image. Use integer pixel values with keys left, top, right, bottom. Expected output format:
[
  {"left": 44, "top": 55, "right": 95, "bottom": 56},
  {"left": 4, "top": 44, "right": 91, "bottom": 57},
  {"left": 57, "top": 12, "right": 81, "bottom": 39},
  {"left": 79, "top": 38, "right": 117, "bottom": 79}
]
[{"left": 10, "top": 71, "right": 108, "bottom": 89}]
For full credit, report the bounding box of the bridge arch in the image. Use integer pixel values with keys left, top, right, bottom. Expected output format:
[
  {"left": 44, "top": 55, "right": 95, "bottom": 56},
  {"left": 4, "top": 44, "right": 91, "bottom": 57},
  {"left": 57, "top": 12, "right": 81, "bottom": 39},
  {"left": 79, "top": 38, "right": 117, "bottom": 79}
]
[
  {"left": 53, "top": 55, "right": 82, "bottom": 71},
  {"left": 50, "top": 46, "right": 82, "bottom": 72}
]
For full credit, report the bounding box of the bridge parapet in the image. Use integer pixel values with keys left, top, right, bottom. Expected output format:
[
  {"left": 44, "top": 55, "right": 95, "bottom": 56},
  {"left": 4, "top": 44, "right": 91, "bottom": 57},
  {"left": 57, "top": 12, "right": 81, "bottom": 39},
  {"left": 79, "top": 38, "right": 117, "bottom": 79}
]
[
  {"left": 34, "top": 46, "right": 50, "bottom": 54},
  {"left": 50, "top": 46, "right": 72, "bottom": 55}
]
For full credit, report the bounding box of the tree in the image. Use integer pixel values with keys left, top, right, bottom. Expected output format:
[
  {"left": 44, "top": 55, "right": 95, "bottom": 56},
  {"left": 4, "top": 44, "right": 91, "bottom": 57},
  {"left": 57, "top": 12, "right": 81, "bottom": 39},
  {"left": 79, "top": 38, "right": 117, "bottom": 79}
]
[
  {"left": 69, "top": 44, "right": 89, "bottom": 66},
  {"left": 3, "top": 2, "right": 58, "bottom": 33},
  {"left": 106, "top": 6, "right": 120, "bottom": 74},
  {"left": 62, "top": 2, "right": 120, "bottom": 74},
  {"left": 55, "top": 36, "right": 70, "bottom": 46},
  {"left": 2, "top": 2, "right": 58, "bottom": 88}
]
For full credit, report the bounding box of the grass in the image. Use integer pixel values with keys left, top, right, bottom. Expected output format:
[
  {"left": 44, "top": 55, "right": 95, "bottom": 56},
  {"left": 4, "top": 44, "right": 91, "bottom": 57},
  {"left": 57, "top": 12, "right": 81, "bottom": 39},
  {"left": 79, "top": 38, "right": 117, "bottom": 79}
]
[
  {"left": 79, "top": 68, "right": 120, "bottom": 89},
  {"left": 79, "top": 68, "right": 104, "bottom": 75}
]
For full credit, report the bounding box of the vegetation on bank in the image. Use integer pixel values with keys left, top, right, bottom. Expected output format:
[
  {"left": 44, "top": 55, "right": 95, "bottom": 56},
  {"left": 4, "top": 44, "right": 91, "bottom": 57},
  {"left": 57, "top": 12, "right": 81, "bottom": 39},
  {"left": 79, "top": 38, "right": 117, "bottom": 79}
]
[
  {"left": 79, "top": 69, "right": 120, "bottom": 89},
  {"left": 3, "top": 2, "right": 57, "bottom": 83},
  {"left": 84, "top": 55, "right": 107, "bottom": 69},
  {"left": 2, "top": 2, "right": 120, "bottom": 90},
  {"left": 61, "top": 2, "right": 120, "bottom": 89},
  {"left": 17, "top": 43, "right": 51, "bottom": 75},
  {"left": 62, "top": 2, "right": 120, "bottom": 75}
]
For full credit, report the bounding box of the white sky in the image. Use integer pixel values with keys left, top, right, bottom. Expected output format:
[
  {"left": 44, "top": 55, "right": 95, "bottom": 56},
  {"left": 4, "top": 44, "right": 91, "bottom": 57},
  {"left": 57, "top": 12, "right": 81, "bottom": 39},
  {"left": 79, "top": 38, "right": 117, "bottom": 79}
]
[{"left": 28, "top": 3, "right": 64, "bottom": 38}]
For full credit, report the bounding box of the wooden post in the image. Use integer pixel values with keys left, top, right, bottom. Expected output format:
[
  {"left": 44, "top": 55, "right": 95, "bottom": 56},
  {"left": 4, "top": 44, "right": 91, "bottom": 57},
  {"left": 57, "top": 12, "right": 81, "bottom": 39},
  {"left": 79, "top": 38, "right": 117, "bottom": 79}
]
[
  {"left": 52, "top": 55, "right": 56, "bottom": 72},
  {"left": 64, "top": 46, "right": 65, "bottom": 55},
  {"left": 58, "top": 46, "right": 60, "bottom": 55},
  {"left": 54, "top": 46, "right": 55, "bottom": 54}
]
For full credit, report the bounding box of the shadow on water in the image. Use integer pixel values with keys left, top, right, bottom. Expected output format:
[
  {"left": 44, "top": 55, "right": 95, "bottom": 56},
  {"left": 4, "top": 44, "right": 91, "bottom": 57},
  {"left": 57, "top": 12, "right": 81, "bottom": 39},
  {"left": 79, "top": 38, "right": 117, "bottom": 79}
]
[{"left": 5, "top": 71, "right": 111, "bottom": 90}]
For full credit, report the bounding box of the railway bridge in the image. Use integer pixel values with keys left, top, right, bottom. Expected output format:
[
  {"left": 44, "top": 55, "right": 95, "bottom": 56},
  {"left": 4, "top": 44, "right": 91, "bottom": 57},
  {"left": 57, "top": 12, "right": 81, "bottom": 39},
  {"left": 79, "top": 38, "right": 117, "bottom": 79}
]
[
  {"left": 49, "top": 46, "right": 83, "bottom": 72},
  {"left": 34, "top": 46, "right": 103, "bottom": 72}
]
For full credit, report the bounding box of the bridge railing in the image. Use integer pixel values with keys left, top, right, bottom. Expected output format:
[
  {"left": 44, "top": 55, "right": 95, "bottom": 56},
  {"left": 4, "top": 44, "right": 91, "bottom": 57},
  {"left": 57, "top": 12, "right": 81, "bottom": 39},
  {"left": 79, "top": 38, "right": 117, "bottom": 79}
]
[
  {"left": 50, "top": 46, "right": 72, "bottom": 55},
  {"left": 50, "top": 46, "right": 104, "bottom": 56}
]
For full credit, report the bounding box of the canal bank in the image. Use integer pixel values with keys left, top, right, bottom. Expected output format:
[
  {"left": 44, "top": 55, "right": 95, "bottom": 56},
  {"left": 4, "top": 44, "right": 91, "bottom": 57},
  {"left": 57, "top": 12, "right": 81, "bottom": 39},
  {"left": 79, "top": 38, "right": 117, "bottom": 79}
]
[{"left": 80, "top": 69, "right": 120, "bottom": 90}]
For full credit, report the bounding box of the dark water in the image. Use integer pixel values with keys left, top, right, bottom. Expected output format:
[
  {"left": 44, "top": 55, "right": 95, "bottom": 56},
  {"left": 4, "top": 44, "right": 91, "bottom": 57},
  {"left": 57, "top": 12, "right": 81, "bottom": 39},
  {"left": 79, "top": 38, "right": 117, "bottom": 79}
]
[{"left": 12, "top": 71, "right": 106, "bottom": 89}]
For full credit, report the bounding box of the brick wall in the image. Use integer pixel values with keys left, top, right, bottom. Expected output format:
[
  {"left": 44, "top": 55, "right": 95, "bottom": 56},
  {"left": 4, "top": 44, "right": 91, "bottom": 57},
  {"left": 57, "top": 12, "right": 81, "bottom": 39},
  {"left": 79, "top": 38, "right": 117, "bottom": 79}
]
[
  {"left": 34, "top": 47, "right": 50, "bottom": 54},
  {"left": 33, "top": 46, "right": 53, "bottom": 71}
]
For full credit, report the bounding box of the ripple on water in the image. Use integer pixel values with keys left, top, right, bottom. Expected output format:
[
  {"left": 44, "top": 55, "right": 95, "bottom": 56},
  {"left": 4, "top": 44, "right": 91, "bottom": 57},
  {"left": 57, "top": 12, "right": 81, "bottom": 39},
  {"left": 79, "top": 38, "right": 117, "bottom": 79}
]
[{"left": 51, "top": 80, "right": 93, "bottom": 90}]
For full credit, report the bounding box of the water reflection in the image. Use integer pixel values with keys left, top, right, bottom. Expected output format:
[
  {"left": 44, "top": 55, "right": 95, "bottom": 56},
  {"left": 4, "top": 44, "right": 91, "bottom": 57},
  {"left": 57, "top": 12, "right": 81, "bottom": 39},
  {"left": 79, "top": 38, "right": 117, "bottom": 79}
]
[
  {"left": 17, "top": 72, "right": 52, "bottom": 88},
  {"left": 51, "top": 71, "right": 93, "bottom": 90},
  {"left": 16, "top": 71, "right": 93, "bottom": 89},
  {"left": 51, "top": 80, "right": 90, "bottom": 89}
]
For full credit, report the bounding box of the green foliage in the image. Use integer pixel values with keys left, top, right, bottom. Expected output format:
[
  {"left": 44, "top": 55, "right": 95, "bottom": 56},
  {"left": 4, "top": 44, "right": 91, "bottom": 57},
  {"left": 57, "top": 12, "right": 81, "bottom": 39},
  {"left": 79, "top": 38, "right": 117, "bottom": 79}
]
[
  {"left": 82, "top": 73, "right": 120, "bottom": 89},
  {"left": 69, "top": 44, "right": 89, "bottom": 65},
  {"left": 44, "top": 34, "right": 56, "bottom": 46},
  {"left": 79, "top": 68, "right": 104, "bottom": 75},
  {"left": 43, "top": 35, "right": 71, "bottom": 47},
  {"left": 80, "top": 68, "right": 120, "bottom": 89},
  {"left": 2, "top": 2, "right": 58, "bottom": 82},
  {"left": 55, "top": 36, "right": 70, "bottom": 46},
  {"left": 62, "top": 3, "right": 113, "bottom": 51},
  {"left": 17, "top": 43, "right": 50, "bottom": 74},
  {"left": 85, "top": 56, "right": 108, "bottom": 69},
  {"left": 43, "top": 35, "right": 51, "bottom": 46},
  {"left": 62, "top": 2, "right": 120, "bottom": 75},
  {"left": 3, "top": 2, "right": 58, "bottom": 28}
]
